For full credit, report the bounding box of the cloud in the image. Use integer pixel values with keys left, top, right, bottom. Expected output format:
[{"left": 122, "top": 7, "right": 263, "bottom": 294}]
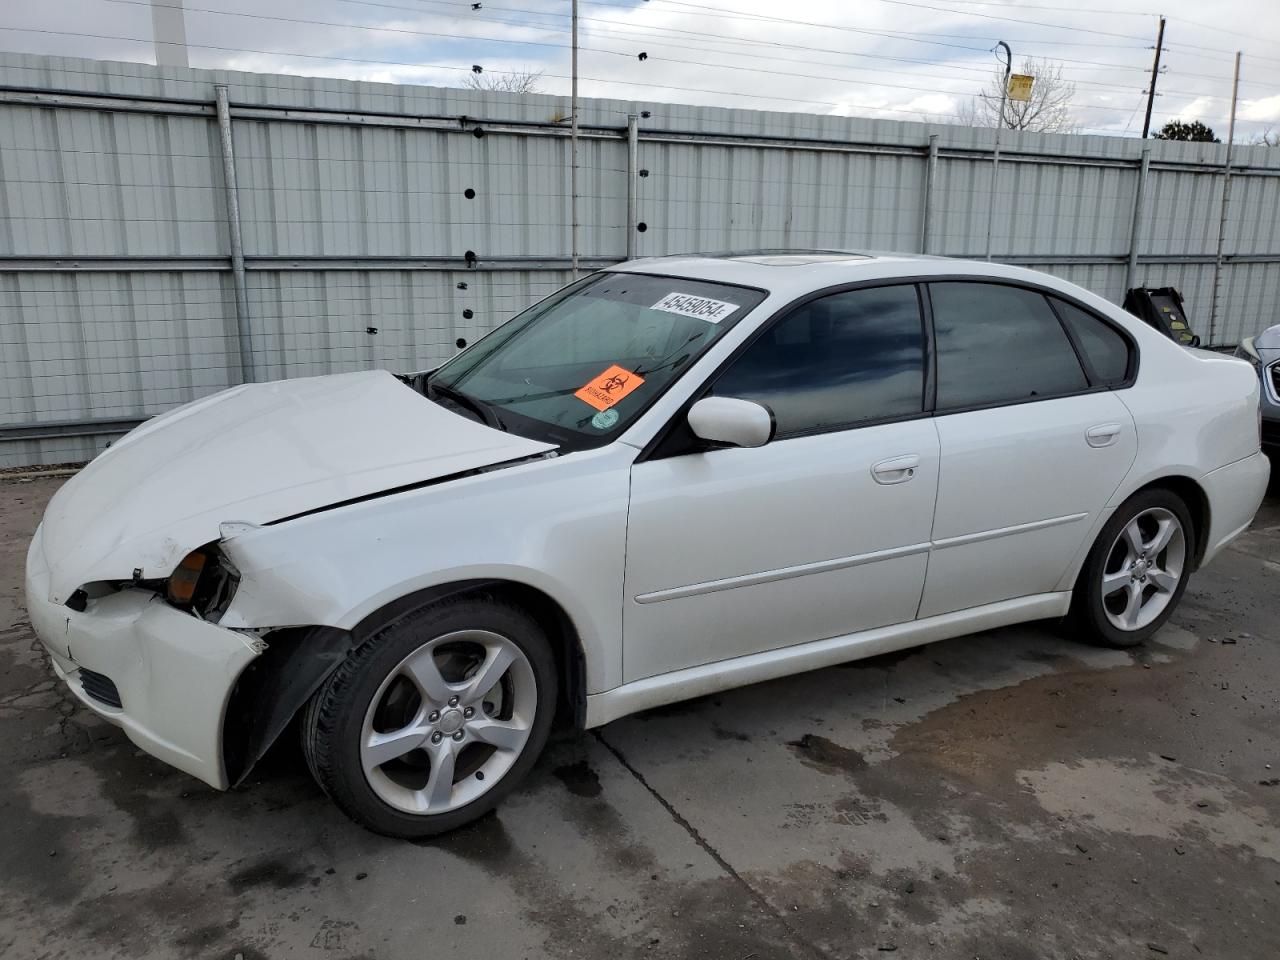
[
  {"left": 1241, "top": 94, "right": 1280, "bottom": 122},
  {"left": 2, "top": 0, "right": 1278, "bottom": 139}
]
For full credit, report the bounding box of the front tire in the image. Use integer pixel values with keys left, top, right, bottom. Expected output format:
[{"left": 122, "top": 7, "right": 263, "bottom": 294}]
[
  {"left": 1067, "top": 488, "right": 1194, "bottom": 648},
  {"left": 301, "top": 595, "right": 558, "bottom": 838}
]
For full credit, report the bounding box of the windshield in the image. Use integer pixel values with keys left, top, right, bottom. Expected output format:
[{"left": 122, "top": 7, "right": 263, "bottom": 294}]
[{"left": 429, "top": 272, "right": 767, "bottom": 449}]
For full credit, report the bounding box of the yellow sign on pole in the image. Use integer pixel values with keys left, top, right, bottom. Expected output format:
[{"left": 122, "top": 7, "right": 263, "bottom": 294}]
[{"left": 1008, "top": 74, "right": 1035, "bottom": 102}]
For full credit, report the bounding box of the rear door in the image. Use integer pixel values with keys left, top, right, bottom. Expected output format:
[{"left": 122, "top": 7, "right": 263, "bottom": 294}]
[
  {"left": 918, "top": 282, "right": 1138, "bottom": 618},
  {"left": 623, "top": 284, "right": 940, "bottom": 682}
]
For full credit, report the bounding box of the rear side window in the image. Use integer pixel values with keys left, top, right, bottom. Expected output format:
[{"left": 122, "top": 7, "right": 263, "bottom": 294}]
[
  {"left": 1050, "top": 298, "right": 1132, "bottom": 386},
  {"left": 930, "top": 282, "right": 1087, "bottom": 410},
  {"left": 712, "top": 284, "right": 925, "bottom": 437}
]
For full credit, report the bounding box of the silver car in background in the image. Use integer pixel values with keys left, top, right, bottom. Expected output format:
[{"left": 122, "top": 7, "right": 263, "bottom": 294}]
[{"left": 1236, "top": 325, "right": 1280, "bottom": 453}]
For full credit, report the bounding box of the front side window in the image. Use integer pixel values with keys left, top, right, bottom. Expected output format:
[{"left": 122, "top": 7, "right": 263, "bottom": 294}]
[
  {"left": 430, "top": 273, "right": 766, "bottom": 449},
  {"left": 931, "top": 282, "right": 1088, "bottom": 410},
  {"left": 711, "top": 285, "right": 926, "bottom": 437}
]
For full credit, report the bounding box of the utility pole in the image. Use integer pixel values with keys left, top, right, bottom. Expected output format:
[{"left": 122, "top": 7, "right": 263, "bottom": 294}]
[
  {"left": 1141, "top": 16, "right": 1165, "bottom": 139},
  {"left": 150, "top": 0, "right": 190, "bottom": 67},
  {"left": 570, "top": 0, "right": 580, "bottom": 279},
  {"left": 985, "top": 41, "right": 1011, "bottom": 261},
  {"left": 1209, "top": 51, "right": 1242, "bottom": 343}
]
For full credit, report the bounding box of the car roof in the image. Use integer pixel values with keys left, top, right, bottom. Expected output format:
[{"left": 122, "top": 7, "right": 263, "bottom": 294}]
[{"left": 607, "top": 250, "right": 1063, "bottom": 299}]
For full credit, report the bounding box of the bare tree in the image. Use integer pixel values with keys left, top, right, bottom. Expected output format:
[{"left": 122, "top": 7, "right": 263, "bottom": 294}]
[
  {"left": 956, "top": 57, "right": 1077, "bottom": 133},
  {"left": 462, "top": 69, "right": 544, "bottom": 94},
  {"left": 1252, "top": 128, "right": 1280, "bottom": 147}
]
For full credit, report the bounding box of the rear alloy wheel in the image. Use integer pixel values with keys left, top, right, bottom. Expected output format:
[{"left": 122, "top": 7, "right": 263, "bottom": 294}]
[
  {"left": 1099, "top": 507, "right": 1186, "bottom": 633},
  {"left": 1069, "top": 488, "right": 1194, "bottom": 648},
  {"left": 302, "top": 596, "right": 557, "bottom": 838}
]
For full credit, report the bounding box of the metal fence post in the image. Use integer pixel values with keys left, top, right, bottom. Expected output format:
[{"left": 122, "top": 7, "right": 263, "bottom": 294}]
[
  {"left": 920, "top": 134, "right": 939, "bottom": 254},
  {"left": 1125, "top": 146, "right": 1151, "bottom": 294},
  {"left": 1209, "top": 52, "right": 1243, "bottom": 346},
  {"left": 626, "top": 114, "right": 639, "bottom": 260},
  {"left": 214, "top": 85, "right": 254, "bottom": 383}
]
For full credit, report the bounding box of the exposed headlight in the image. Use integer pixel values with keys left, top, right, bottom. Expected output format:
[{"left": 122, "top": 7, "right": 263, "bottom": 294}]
[
  {"left": 166, "top": 546, "right": 240, "bottom": 620},
  {"left": 166, "top": 550, "right": 207, "bottom": 606}
]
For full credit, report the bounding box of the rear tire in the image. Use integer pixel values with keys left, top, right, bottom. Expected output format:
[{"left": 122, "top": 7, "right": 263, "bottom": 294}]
[
  {"left": 301, "top": 594, "right": 557, "bottom": 839},
  {"left": 1067, "top": 488, "right": 1195, "bottom": 649}
]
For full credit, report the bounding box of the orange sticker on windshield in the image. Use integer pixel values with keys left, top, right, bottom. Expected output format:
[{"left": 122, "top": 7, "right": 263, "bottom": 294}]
[{"left": 574, "top": 365, "right": 646, "bottom": 412}]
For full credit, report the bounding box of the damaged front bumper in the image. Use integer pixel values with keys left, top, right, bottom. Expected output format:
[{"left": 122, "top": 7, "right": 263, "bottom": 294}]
[{"left": 25, "top": 524, "right": 262, "bottom": 789}]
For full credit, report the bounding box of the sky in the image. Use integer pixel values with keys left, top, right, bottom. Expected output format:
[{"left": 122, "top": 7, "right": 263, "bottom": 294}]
[{"left": 3, "top": 0, "right": 1280, "bottom": 141}]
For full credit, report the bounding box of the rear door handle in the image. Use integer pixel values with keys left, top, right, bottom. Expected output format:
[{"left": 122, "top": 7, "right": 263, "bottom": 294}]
[
  {"left": 872, "top": 454, "right": 919, "bottom": 484},
  {"left": 1086, "top": 423, "right": 1123, "bottom": 448}
]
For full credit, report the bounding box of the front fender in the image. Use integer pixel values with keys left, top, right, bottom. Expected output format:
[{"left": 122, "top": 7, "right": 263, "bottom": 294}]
[{"left": 216, "top": 446, "right": 633, "bottom": 694}]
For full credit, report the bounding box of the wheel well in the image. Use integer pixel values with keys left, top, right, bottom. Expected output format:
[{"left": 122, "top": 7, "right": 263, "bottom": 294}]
[
  {"left": 345, "top": 578, "right": 588, "bottom": 731},
  {"left": 221, "top": 578, "right": 588, "bottom": 785},
  {"left": 1135, "top": 476, "right": 1211, "bottom": 569},
  {"left": 473, "top": 581, "right": 587, "bottom": 732}
]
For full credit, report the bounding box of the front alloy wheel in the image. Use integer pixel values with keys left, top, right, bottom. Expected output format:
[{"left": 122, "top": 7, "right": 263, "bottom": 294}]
[
  {"left": 302, "top": 596, "right": 557, "bottom": 838},
  {"left": 361, "top": 629, "right": 536, "bottom": 816}
]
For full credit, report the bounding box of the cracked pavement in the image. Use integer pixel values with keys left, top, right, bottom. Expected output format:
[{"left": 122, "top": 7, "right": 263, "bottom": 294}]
[{"left": 1, "top": 469, "right": 1279, "bottom": 959}]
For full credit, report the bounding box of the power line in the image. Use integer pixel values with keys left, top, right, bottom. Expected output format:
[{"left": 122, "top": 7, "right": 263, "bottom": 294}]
[
  {"left": 1, "top": 23, "right": 1234, "bottom": 129},
  {"left": 553, "top": 0, "right": 1280, "bottom": 83},
  {"left": 576, "top": 0, "right": 1153, "bottom": 50},
  {"left": 0, "top": 26, "right": 953, "bottom": 119},
  {"left": 576, "top": 0, "right": 1159, "bottom": 72},
  {"left": 4, "top": 23, "right": 1225, "bottom": 128},
  {"left": 1169, "top": 15, "right": 1280, "bottom": 47},
  {"left": 140, "top": 0, "right": 1227, "bottom": 107},
  {"left": 118, "top": 0, "right": 1163, "bottom": 89},
  {"left": 416, "top": 0, "right": 1280, "bottom": 96},
  {"left": 625, "top": 0, "right": 1280, "bottom": 70},
  {"left": 648, "top": 0, "right": 1154, "bottom": 43},
  {"left": 399, "top": 0, "right": 1168, "bottom": 98},
  {"left": 397, "top": 0, "right": 1232, "bottom": 87},
  {"left": 925, "top": 0, "right": 1280, "bottom": 56}
]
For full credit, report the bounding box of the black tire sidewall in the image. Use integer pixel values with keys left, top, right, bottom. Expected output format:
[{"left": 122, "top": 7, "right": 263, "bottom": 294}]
[
  {"left": 305, "top": 596, "right": 558, "bottom": 838},
  {"left": 1071, "top": 488, "right": 1195, "bottom": 648}
]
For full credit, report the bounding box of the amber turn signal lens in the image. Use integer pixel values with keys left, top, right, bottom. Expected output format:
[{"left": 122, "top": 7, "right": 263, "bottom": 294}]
[{"left": 166, "top": 550, "right": 208, "bottom": 606}]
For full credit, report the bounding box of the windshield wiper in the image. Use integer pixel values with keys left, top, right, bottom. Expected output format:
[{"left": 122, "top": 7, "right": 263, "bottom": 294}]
[{"left": 426, "top": 376, "right": 506, "bottom": 431}]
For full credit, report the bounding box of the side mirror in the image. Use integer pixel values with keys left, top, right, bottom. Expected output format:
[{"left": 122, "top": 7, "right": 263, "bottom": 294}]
[{"left": 687, "top": 397, "right": 775, "bottom": 449}]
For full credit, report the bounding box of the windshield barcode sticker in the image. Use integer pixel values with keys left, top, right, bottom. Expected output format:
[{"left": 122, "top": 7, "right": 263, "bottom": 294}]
[{"left": 651, "top": 292, "right": 739, "bottom": 324}]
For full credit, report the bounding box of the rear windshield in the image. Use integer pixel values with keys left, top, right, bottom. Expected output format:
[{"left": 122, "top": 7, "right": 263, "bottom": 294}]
[{"left": 429, "top": 273, "right": 767, "bottom": 449}]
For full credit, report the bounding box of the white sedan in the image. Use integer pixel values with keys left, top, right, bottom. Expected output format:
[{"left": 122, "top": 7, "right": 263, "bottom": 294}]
[{"left": 25, "top": 252, "right": 1270, "bottom": 837}]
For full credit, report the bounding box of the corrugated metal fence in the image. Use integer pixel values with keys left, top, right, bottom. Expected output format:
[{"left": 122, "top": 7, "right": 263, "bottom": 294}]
[{"left": 2, "top": 53, "right": 1279, "bottom": 467}]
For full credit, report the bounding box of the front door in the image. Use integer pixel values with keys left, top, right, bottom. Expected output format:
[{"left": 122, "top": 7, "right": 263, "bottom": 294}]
[{"left": 622, "top": 284, "right": 940, "bottom": 682}]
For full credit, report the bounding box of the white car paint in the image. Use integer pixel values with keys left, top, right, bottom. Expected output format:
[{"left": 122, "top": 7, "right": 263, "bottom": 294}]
[
  {"left": 24, "top": 252, "right": 1271, "bottom": 792},
  {"left": 37, "top": 369, "right": 554, "bottom": 604},
  {"left": 919, "top": 391, "right": 1137, "bottom": 618},
  {"left": 624, "top": 417, "right": 940, "bottom": 680}
]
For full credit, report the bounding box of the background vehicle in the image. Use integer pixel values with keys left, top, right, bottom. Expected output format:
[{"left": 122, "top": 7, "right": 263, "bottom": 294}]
[
  {"left": 1236, "top": 324, "right": 1280, "bottom": 453},
  {"left": 25, "top": 252, "right": 1270, "bottom": 838}
]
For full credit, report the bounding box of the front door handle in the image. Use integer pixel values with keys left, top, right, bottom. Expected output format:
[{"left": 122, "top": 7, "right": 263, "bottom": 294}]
[
  {"left": 1086, "top": 423, "right": 1123, "bottom": 448},
  {"left": 872, "top": 454, "right": 919, "bottom": 485}
]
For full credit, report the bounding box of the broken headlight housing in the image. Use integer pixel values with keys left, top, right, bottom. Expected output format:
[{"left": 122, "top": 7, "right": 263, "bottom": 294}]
[{"left": 165, "top": 545, "right": 240, "bottom": 621}]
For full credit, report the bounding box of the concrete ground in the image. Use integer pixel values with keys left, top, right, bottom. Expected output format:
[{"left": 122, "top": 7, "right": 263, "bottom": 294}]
[{"left": 2, "top": 472, "right": 1278, "bottom": 960}]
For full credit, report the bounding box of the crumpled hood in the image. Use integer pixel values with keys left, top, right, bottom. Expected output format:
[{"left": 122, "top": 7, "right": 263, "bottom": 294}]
[{"left": 37, "top": 370, "right": 555, "bottom": 604}]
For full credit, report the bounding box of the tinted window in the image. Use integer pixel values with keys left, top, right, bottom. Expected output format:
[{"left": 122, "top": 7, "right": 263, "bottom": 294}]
[
  {"left": 1051, "top": 298, "right": 1131, "bottom": 386},
  {"left": 931, "top": 282, "right": 1087, "bottom": 409},
  {"left": 712, "top": 285, "right": 925, "bottom": 436}
]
